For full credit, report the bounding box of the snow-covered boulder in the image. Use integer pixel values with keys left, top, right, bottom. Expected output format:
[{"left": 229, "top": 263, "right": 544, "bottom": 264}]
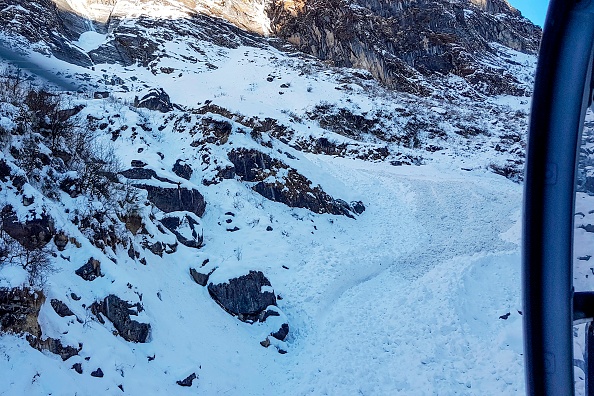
[
  {"left": 91, "top": 295, "right": 150, "bottom": 343},
  {"left": 134, "top": 88, "right": 174, "bottom": 113},
  {"left": 208, "top": 271, "right": 277, "bottom": 323},
  {"left": 1, "top": 206, "right": 55, "bottom": 250}
]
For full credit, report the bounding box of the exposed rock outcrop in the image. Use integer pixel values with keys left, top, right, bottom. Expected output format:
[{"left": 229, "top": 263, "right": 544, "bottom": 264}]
[
  {"left": 267, "top": 0, "right": 540, "bottom": 94},
  {"left": 228, "top": 149, "right": 364, "bottom": 217},
  {"left": 134, "top": 88, "right": 174, "bottom": 113},
  {"left": 0, "top": 288, "right": 80, "bottom": 360},
  {"left": 208, "top": 271, "right": 277, "bottom": 322},
  {"left": 1, "top": 206, "right": 55, "bottom": 250},
  {"left": 91, "top": 295, "right": 151, "bottom": 343},
  {"left": 161, "top": 215, "right": 203, "bottom": 248},
  {"left": 0, "top": 287, "right": 44, "bottom": 338},
  {"left": 135, "top": 184, "right": 206, "bottom": 217},
  {"left": 176, "top": 373, "right": 197, "bottom": 387},
  {"left": 50, "top": 299, "right": 75, "bottom": 318},
  {"left": 172, "top": 160, "right": 193, "bottom": 180},
  {"left": 75, "top": 258, "right": 102, "bottom": 281}
]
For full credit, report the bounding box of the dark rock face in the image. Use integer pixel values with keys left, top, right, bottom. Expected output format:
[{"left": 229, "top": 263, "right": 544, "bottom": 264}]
[
  {"left": 172, "top": 160, "right": 193, "bottom": 180},
  {"left": 190, "top": 268, "right": 211, "bottom": 286},
  {"left": 136, "top": 185, "right": 206, "bottom": 217},
  {"left": 53, "top": 233, "right": 69, "bottom": 251},
  {"left": 268, "top": 0, "right": 540, "bottom": 95},
  {"left": 29, "top": 336, "right": 81, "bottom": 361},
  {"left": 92, "top": 295, "right": 150, "bottom": 343},
  {"left": 228, "top": 149, "right": 363, "bottom": 217},
  {"left": 208, "top": 271, "right": 277, "bottom": 322},
  {"left": 271, "top": 323, "right": 290, "bottom": 341},
  {"left": 131, "top": 160, "right": 147, "bottom": 168},
  {"left": 0, "top": 160, "right": 11, "bottom": 182},
  {"left": 120, "top": 168, "right": 158, "bottom": 180},
  {"left": 0, "top": 0, "right": 92, "bottom": 67},
  {"left": 0, "top": 287, "right": 45, "bottom": 338},
  {"left": 0, "top": 288, "right": 80, "bottom": 360},
  {"left": 75, "top": 258, "right": 102, "bottom": 281},
  {"left": 177, "top": 373, "right": 197, "bottom": 387},
  {"left": 134, "top": 88, "right": 174, "bottom": 113},
  {"left": 91, "top": 368, "right": 104, "bottom": 378},
  {"left": 50, "top": 299, "right": 75, "bottom": 318},
  {"left": 161, "top": 215, "right": 203, "bottom": 248},
  {"left": 1, "top": 206, "right": 55, "bottom": 250}
]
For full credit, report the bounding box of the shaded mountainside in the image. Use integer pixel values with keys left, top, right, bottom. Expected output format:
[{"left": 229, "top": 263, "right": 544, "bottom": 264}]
[
  {"left": 0, "top": 0, "right": 540, "bottom": 96},
  {"left": 267, "top": 0, "right": 541, "bottom": 94}
]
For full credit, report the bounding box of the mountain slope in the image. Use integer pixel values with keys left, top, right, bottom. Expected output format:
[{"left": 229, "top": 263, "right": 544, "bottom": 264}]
[{"left": 0, "top": 0, "right": 559, "bottom": 394}]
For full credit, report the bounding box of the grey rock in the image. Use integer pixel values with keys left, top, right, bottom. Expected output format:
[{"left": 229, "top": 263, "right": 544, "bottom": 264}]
[
  {"left": 268, "top": 0, "right": 540, "bottom": 95},
  {"left": 208, "top": 271, "right": 277, "bottom": 322},
  {"left": 271, "top": 323, "right": 290, "bottom": 341},
  {"left": 228, "top": 149, "right": 362, "bottom": 217},
  {"left": 91, "top": 368, "right": 104, "bottom": 378},
  {"left": 1, "top": 206, "right": 55, "bottom": 250},
  {"left": 0, "top": 287, "right": 45, "bottom": 338},
  {"left": 131, "top": 160, "right": 147, "bottom": 168},
  {"left": 75, "top": 258, "right": 101, "bottom": 281},
  {"left": 134, "top": 88, "right": 174, "bottom": 113},
  {"left": 28, "top": 336, "right": 81, "bottom": 361},
  {"left": 172, "top": 160, "right": 193, "bottom": 180},
  {"left": 161, "top": 215, "right": 203, "bottom": 248},
  {"left": 53, "top": 233, "right": 68, "bottom": 251},
  {"left": 136, "top": 185, "right": 206, "bottom": 218},
  {"left": 50, "top": 299, "right": 75, "bottom": 317},
  {"left": 93, "top": 295, "right": 150, "bottom": 343},
  {"left": 176, "top": 373, "right": 197, "bottom": 387},
  {"left": 190, "top": 268, "right": 211, "bottom": 286},
  {"left": 120, "top": 168, "right": 158, "bottom": 180}
]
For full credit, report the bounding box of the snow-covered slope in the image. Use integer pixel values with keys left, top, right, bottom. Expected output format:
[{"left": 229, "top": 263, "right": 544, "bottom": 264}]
[{"left": 0, "top": 0, "right": 587, "bottom": 395}]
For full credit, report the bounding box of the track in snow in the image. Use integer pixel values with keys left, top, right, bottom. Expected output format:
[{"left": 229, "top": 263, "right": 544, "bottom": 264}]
[{"left": 280, "top": 159, "right": 524, "bottom": 395}]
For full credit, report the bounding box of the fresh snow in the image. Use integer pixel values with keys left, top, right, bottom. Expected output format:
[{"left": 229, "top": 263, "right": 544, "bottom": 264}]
[{"left": 0, "top": 4, "right": 588, "bottom": 395}]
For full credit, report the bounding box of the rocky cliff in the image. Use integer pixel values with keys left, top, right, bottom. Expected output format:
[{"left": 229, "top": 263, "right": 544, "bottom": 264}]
[
  {"left": 267, "top": 0, "right": 541, "bottom": 94},
  {"left": 0, "top": 0, "right": 540, "bottom": 95}
]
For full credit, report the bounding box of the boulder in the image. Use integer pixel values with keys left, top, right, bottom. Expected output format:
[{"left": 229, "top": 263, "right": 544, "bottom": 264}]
[
  {"left": 137, "top": 185, "right": 206, "bottom": 217},
  {"left": 208, "top": 271, "right": 277, "bottom": 322},
  {"left": 92, "top": 295, "right": 150, "bottom": 343},
  {"left": 91, "top": 368, "right": 104, "bottom": 378},
  {"left": 53, "top": 233, "right": 69, "bottom": 251},
  {"left": 131, "top": 160, "right": 147, "bottom": 168},
  {"left": 50, "top": 299, "right": 75, "bottom": 317},
  {"left": 176, "top": 373, "right": 197, "bottom": 387},
  {"left": 1, "top": 206, "right": 55, "bottom": 250},
  {"left": 189, "top": 268, "right": 213, "bottom": 286},
  {"left": 271, "top": 323, "right": 290, "bottom": 341},
  {"left": 134, "top": 88, "right": 174, "bottom": 113},
  {"left": 161, "top": 215, "right": 203, "bottom": 248},
  {"left": 75, "top": 258, "right": 102, "bottom": 281},
  {"left": 172, "top": 159, "right": 193, "bottom": 180}
]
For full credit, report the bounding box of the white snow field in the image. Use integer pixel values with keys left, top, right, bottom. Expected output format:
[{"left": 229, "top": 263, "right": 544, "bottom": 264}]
[
  {"left": 0, "top": 155, "right": 526, "bottom": 395},
  {"left": 0, "top": 4, "right": 550, "bottom": 393}
]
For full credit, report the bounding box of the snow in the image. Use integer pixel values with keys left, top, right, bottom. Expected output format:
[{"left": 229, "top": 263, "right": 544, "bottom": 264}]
[
  {"left": 0, "top": 3, "right": 568, "bottom": 394},
  {"left": 74, "top": 31, "right": 106, "bottom": 52}
]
